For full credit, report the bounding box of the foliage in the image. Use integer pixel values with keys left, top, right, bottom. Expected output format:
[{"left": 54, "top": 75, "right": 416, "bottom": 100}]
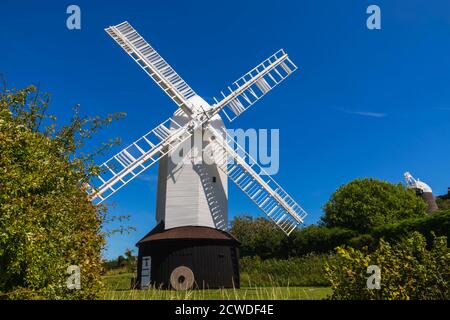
[
  {"left": 348, "top": 209, "right": 450, "bottom": 249},
  {"left": 325, "top": 232, "right": 450, "bottom": 300},
  {"left": 0, "top": 85, "right": 124, "bottom": 299},
  {"left": 230, "top": 215, "right": 357, "bottom": 258},
  {"left": 372, "top": 209, "right": 450, "bottom": 242},
  {"left": 230, "top": 209, "right": 449, "bottom": 260},
  {"left": 230, "top": 216, "right": 285, "bottom": 259},
  {"left": 123, "top": 249, "right": 137, "bottom": 273},
  {"left": 240, "top": 254, "right": 334, "bottom": 287},
  {"left": 282, "top": 225, "right": 357, "bottom": 257},
  {"left": 103, "top": 249, "right": 137, "bottom": 274},
  {"left": 345, "top": 234, "right": 377, "bottom": 250},
  {"left": 437, "top": 195, "right": 450, "bottom": 210},
  {"left": 322, "top": 178, "right": 427, "bottom": 233}
]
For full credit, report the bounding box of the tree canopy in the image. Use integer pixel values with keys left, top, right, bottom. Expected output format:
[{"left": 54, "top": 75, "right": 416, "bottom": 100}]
[
  {"left": 230, "top": 216, "right": 285, "bottom": 259},
  {"left": 0, "top": 85, "right": 124, "bottom": 299},
  {"left": 321, "top": 178, "right": 427, "bottom": 233}
]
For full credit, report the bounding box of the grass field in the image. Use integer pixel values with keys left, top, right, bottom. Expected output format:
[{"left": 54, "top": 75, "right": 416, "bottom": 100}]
[{"left": 101, "top": 273, "right": 332, "bottom": 300}]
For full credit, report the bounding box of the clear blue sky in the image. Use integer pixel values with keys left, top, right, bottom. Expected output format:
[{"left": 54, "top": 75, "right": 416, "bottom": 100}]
[{"left": 1, "top": 1, "right": 449, "bottom": 260}]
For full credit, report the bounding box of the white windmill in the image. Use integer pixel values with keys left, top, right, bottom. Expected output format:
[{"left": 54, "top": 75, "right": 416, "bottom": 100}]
[
  {"left": 404, "top": 171, "right": 438, "bottom": 213},
  {"left": 87, "top": 21, "right": 308, "bottom": 290}
]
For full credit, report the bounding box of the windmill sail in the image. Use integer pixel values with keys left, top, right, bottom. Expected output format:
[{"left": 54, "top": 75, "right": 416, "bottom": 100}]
[
  {"left": 94, "top": 22, "right": 308, "bottom": 234},
  {"left": 86, "top": 47, "right": 298, "bottom": 205},
  {"left": 86, "top": 117, "right": 193, "bottom": 204},
  {"left": 212, "top": 49, "right": 297, "bottom": 122},
  {"left": 206, "top": 126, "right": 307, "bottom": 235},
  {"left": 105, "top": 21, "right": 196, "bottom": 116}
]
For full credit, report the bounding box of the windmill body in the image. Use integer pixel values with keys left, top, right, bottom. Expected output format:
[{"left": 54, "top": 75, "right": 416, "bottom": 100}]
[
  {"left": 156, "top": 96, "right": 228, "bottom": 231},
  {"left": 88, "top": 21, "right": 308, "bottom": 290}
]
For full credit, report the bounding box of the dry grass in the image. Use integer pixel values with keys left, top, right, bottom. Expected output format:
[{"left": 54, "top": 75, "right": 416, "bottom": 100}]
[{"left": 101, "top": 286, "right": 331, "bottom": 300}]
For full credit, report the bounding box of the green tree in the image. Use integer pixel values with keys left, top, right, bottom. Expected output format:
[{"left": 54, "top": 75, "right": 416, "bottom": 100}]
[
  {"left": 124, "top": 248, "right": 136, "bottom": 273},
  {"left": 322, "top": 178, "right": 427, "bottom": 233},
  {"left": 437, "top": 194, "right": 450, "bottom": 210},
  {"left": 230, "top": 216, "right": 284, "bottom": 259},
  {"left": 0, "top": 85, "right": 124, "bottom": 299},
  {"left": 325, "top": 232, "right": 450, "bottom": 300}
]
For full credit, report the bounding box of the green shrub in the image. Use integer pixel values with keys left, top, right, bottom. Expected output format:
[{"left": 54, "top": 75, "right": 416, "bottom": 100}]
[
  {"left": 282, "top": 225, "right": 357, "bottom": 257},
  {"left": 437, "top": 194, "right": 450, "bottom": 210},
  {"left": 322, "top": 178, "right": 427, "bottom": 233},
  {"left": 325, "top": 232, "right": 450, "bottom": 300},
  {"left": 230, "top": 216, "right": 284, "bottom": 258},
  {"left": 0, "top": 86, "right": 124, "bottom": 299},
  {"left": 240, "top": 254, "right": 334, "bottom": 287},
  {"left": 347, "top": 234, "right": 377, "bottom": 250},
  {"left": 338, "top": 210, "right": 450, "bottom": 252},
  {"left": 230, "top": 216, "right": 357, "bottom": 258},
  {"left": 371, "top": 209, "right": 450, "bottom": 244}
]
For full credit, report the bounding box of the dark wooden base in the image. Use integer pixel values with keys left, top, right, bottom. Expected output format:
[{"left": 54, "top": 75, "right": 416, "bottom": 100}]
[{"left": 136, "top": 224, "right": 240, "bottom": 290}]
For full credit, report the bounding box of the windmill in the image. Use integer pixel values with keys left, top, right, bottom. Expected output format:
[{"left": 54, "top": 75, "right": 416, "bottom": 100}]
[
  {"left": 87, "top": 21, "right": 308, "bottom": 290},
  {"left": 404, "top": 172, "right": 438, "bottom": 213}
]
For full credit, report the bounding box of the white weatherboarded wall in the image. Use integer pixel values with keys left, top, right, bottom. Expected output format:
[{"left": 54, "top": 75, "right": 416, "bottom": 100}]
[{"left": 156, "top": 95, "right": 228, "bottom": 230}]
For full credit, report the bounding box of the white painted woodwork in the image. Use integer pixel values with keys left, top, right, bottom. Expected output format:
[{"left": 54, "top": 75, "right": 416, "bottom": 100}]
[
  {"left": 156, "top": 95, "right": 228, "bottom": 230},
  {"left": 86, "top": 21, "right": 308, "bottom": 236}
]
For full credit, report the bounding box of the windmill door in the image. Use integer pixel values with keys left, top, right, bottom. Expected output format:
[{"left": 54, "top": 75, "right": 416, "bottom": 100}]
[{"left": 141, "top": 256, "right": 151, "bottom": 288}]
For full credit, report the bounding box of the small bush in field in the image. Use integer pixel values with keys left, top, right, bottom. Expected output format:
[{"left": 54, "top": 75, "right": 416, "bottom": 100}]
[{"left": 325, "top": 232, "right": 450, "bottom": 300}]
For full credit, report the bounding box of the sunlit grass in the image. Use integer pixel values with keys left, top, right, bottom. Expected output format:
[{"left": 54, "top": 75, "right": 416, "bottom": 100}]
[
  {"left": 101, "top": 286, "right": 331, "bottom": 300},
  {"left": 101, "top": 273, "right": 331, "bottom": 300}
]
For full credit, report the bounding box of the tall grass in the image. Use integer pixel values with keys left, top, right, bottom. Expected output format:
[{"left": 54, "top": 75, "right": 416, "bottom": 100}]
[
  {"left": 101, "top": 285, "right": 331, "bottom": 300},
  {"left": 101, "top": 253, "right": 334, "bottom": 300}
]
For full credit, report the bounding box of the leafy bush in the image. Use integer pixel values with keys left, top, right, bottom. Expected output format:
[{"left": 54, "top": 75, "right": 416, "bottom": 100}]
[
  {"left": 437, "top": 196, "right": 450, "bottom": 210},
  {"left": 230, "top": 216, "right": 284, "bottom": 258},
  {"left": 0, "top": 86, "right": 124, "bottom": 299},
  {"left": 230, "top": 216, "right": 357, "bottom": 258},
  {"left": 230, "top": 182, "right": 443, "bottom": 265},
  {"left": 282, "top": 225, "right": 357, "bottom": 257},
  {"left": 322, "top": 178, "right": 427, "bottom": 233},
  {"left": 325, "top": 232, "right": 450, "bottom": 300},
  {"left": 333, "top": 210, "right": 450, "bottom": 251},
  {"left": 346, "top": 234, "right": 377, "bottom": 250},
  {"left": 371, "top": 209, "right": 450, "bottom": 244},
  {"left": 240, "top": 254, "right": 334, "bottom": 287}
]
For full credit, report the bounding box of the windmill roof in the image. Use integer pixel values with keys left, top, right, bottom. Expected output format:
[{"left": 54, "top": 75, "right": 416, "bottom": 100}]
[{"left": 136, "top": 223, "right": 240, "bottom": 245}]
